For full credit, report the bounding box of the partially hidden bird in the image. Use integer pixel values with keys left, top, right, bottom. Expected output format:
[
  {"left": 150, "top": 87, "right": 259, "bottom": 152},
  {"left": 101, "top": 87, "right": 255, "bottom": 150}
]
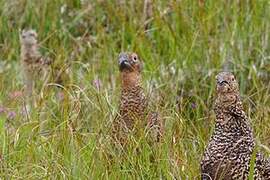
[
  {"left": 201, "top": 72, "right": 270, "bottom": 179},
  {"left": 112, "top": 52, "right": 163, "bottom": 145},
  {"left": 20, "top": 29, "right": 51, "bottom": 107}
]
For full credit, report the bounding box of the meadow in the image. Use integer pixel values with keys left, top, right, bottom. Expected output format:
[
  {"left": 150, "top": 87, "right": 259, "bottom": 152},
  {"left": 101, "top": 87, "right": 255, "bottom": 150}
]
[{"left": 0, "top": 0, "right": 269, "bottom": 179}]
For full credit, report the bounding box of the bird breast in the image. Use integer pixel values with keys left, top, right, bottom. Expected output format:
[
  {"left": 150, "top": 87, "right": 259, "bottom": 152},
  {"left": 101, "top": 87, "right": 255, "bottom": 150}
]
[{"left": 120, "top": 87, "right": 148, "bottom": 118}]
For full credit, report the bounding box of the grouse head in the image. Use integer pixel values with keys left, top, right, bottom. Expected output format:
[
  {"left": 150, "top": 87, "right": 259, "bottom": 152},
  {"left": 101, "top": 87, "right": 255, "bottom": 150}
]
[
  {"left": 215, "top": 71, "right": 240, "bottom": 108},
  {"left": 20, "top": 29, "right": 38, "bottom": 47},
  {"left": 118, "top": 52, "right": 142, "bottom": 73},
  {"left": 118, "top": 52, "right": 143, "bottom": 89}
]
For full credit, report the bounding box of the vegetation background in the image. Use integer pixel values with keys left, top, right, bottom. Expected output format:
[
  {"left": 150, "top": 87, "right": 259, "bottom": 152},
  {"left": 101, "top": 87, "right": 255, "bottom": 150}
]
[{"left": 0, "top": 0, "right": 269, "bottom": 179}]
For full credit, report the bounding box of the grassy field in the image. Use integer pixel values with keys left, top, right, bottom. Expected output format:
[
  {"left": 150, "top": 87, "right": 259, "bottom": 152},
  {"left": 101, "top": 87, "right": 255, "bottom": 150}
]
[{"left": 0, "top": 0, "right": 269, "bottom": 179}]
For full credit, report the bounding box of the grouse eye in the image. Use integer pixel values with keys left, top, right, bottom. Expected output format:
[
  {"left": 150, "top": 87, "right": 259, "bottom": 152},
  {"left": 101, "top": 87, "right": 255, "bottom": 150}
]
[
  {"left": 231, "top": 77, "right": 235, "bottom": 81},
  {"left": 132, "top": 55, "right": 138, "bottom": 62}
]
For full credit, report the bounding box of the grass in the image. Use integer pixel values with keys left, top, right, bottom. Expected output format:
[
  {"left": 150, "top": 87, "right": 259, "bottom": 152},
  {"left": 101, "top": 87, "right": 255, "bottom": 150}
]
[{"left": 0, "top": 0, "right": 269, "bottom": 179}]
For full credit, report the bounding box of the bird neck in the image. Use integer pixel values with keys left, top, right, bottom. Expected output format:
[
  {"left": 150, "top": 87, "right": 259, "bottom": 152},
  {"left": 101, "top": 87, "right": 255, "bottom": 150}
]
[
  {"left": 214, "top": 94, "right": 252, "bottom": 134},
  {"left": 21, "top": 44, "right": 39, "bottom": 57},
  {"left": 121, "top": 71, "right": 142, "bottom": 90},
  {"left": 214, "top": 92, "right": 241, "bottom": 114}
]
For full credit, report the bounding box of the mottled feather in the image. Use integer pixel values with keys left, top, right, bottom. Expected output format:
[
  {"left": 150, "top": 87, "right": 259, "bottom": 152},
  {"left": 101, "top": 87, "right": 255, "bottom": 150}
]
[
  {"left": 201, "top": 72, "right": 270, "bottom": 180},
  {"left": 112, "top": 52, "right": 163, "bottom": 144}
]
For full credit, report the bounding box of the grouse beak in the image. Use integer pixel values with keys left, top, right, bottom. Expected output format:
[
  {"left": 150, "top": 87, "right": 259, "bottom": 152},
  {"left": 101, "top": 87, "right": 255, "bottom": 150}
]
[
  {"left": 216, "top": 75, "right": 230, "bottom": 93},
  {"left": 216, "top": 75, "right": 229, "bottom": 86},
  {"left": 118, "top": 53, "right": 131, "bottom": 71}
]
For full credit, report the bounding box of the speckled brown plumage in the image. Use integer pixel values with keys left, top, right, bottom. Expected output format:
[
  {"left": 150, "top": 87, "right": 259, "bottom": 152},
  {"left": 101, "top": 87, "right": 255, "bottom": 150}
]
[
  {"left": 112, "top": 52, "right": 163, "bottom": 144},
  {"left": 201, "top": 72, "right": 270, "bottom": 180}
]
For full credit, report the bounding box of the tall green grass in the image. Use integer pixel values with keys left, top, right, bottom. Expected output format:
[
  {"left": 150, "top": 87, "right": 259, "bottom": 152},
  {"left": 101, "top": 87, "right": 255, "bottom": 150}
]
[{"left": 0, "top": 0, "right": 269, "bottom": 179}]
